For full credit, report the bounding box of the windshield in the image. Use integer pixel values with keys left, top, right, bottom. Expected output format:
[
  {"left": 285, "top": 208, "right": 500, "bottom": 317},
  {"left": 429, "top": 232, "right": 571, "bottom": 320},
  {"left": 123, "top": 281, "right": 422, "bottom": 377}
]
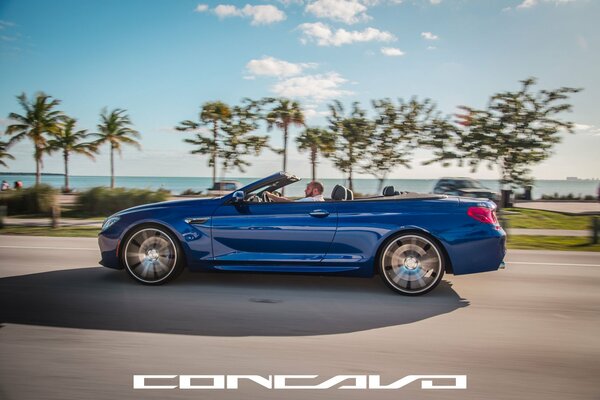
[
  {"left": 245, "top": 177, "right": 303, "bottom": 199},
  {"left": 456, "top": 179, "right": 483, "bottom": 189}
]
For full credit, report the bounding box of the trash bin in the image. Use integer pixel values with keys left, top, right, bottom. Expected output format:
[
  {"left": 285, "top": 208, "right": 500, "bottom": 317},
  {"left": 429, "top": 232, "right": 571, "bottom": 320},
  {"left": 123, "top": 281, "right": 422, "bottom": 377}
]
[
  {"left": 500, "top": 189, "right": 513, "bottom": 208},
  {"left": 523, "top": 185, "right": 532, "bottom": 201}
]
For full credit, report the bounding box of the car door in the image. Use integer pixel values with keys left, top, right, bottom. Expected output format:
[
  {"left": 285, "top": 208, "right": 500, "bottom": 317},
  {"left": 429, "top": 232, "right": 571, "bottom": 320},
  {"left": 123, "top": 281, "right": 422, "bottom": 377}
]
[{"left": 211, "top": 201, "right": 338, "bottom": 263}]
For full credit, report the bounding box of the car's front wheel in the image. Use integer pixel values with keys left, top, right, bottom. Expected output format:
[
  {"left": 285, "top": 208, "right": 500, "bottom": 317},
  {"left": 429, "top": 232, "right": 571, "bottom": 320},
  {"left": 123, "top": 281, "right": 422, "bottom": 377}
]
[
  {"left": 122, "top": 225, "right": 183, "bottom": 284},
  {"left": 378, "top": 232, "right": 445, "bottom": 296}
]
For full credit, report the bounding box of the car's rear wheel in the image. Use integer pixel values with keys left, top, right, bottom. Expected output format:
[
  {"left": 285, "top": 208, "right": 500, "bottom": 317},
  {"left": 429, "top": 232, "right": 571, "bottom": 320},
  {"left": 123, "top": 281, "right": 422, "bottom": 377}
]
[
  {"left": 122, "top": 226, "right": 183, "bottom": 284},
  {"left": 378, "top": 233, "right": 445, "bottom": 296}
]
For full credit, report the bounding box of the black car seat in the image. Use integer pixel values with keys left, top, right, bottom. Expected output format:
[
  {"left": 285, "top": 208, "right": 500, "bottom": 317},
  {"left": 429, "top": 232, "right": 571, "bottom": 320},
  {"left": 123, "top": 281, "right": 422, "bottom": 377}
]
[
  {"left": 383, "top": 186, "right": 400, "bottom": 196},
  {"left": 331, "top": 184, "right": 347, "bottom": 200},
  {"left": 345, "top": 188, "right": 354, "bottom": 200}
]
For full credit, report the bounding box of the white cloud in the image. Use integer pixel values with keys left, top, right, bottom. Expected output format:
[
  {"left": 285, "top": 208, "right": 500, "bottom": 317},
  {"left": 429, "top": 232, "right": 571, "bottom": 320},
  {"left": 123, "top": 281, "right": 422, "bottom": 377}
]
[
  {"left": 421, "top": 31, "right": 439, "bottom": 40},
  {"left": 298, "top": 22, "right": 395, "bottom": 46},
  {"left": 575, "top": 124, "right": 600, "bottom": 136},
  {"left": 214, "top": 4, "right": 241, "bottom": 17},
  {"left": 272, "top": 72, "right": 353, "bottom": 101},
  {"left": 427, "top": 45, "right": 437, "bottom": 50},
  {"left": 246, "top": 56, "right": 317, "bottom": 78},
  {"left": 303, "top": 104, "right": 330, "bottom": 121},
  {"left": 243, "top": 5, "right": 287, "bottom": 25},
  {"left": 381, "top": 47, "right": 405, "bottom": 56},
  {"left": 243, "top": 56, "right": 351, "bottom": 104},
  {"left": 213, "top": 4, "right": 286, "bottom": 25},
  {"left": 517, "top": 0, "right": 576, "bottom": 9},
  {"left": 305, "top": 0, "right": 370, "bottom": 24},
  {"left": 194, "top": 4, "right": 209, "bottom": 12},
  {"left": 430, "top": 0, "right": 442, "bottom": 4},
  {"left": 517, "top": 0, "right": 537, "bottom": 8}
]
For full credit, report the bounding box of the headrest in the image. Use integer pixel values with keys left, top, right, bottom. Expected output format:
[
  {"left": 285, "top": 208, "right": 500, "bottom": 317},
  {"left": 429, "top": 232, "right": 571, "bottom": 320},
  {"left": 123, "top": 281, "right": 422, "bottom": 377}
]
[
  {"left": 331, "top": 184, "right": 346, "bottom": 201},
  {"left": 346, "top": 189, "right": 354, "bottom": 200},
  {"left": 383, "top": 186, "right": 395, "bottom": 196}
]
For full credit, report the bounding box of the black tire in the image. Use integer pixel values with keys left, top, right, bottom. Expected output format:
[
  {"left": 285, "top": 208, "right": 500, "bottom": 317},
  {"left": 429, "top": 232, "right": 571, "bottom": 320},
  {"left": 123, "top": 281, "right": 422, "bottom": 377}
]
[
  {"left": 121, "top": 224, "right": 184, "bottom": 285},
  {"left": 378, "top": 232, "right": 445, "bottom": 296}
]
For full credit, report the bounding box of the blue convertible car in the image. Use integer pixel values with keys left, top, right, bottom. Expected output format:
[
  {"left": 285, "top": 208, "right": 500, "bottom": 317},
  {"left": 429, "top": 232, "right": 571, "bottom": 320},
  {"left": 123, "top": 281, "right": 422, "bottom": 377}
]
[{"left": 98, "top": 172, "right": 506, "bottom": 295}]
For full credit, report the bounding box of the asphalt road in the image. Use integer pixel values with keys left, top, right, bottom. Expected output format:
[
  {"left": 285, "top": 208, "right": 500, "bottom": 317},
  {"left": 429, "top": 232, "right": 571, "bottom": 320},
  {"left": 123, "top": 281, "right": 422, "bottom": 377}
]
[{"left": 0, "top": 235, "right": 599, "bottom": 400}]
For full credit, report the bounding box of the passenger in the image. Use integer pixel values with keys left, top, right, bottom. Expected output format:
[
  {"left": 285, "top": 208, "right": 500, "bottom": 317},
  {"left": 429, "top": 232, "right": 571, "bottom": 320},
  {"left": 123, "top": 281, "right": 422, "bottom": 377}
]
[{"left": 266, "top": 181, "right": 325, "bottom": 203}]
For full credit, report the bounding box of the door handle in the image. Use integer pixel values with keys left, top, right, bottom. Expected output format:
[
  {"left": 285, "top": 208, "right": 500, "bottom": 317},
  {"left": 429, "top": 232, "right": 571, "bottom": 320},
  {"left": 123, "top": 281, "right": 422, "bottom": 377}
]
[{"left": 309, "top": 209, "right": 330, "bottom": 218}]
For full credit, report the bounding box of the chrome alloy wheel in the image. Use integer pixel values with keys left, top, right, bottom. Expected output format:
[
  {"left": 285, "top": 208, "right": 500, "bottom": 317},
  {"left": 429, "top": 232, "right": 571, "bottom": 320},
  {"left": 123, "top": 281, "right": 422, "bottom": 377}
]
[
  {"left": 124, "top": 228, "right": 178, "bottom": 284},
  {"left": 380, "top": 234, "right": 444, "bottom": 295}
]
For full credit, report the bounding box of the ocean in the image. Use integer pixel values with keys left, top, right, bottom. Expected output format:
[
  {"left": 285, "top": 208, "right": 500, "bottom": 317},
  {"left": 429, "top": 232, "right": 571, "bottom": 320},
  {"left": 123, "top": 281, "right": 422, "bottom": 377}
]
[{"left": 1, "top": 174, "right": 598, "bottom": 199}]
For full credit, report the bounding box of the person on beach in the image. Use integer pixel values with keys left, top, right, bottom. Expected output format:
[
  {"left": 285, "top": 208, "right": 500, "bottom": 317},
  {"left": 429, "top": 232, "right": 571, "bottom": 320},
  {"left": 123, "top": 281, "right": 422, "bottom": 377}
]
[
  {"left": 1, "top": 180, "right": 9, "bottom": 191},
  {"left": 265, "top": 181, "right": 325, "bottom": 203}
]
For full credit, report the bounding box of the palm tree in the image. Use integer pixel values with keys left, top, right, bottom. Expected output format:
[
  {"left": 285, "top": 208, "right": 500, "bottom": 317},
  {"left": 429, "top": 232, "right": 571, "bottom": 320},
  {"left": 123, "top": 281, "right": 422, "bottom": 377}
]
[
  {"left": 177, "top": 101, "right": 231, "bottom": 187},
  {"left": 296, "top": 127, "right": 335, "bottom": 181},
  {"left": 47, "top": 117, "right": 98, "bottom": 192},
  {"left": 265, "top": 98, "right": 304, "bottom": 194},
  {"left": 5, "top": 92, "right": 63, "bottom": 185},
  {"left": 327, "top": 101, "right": 373, "bottom": 192},
  {"left": 0, "top": 141, "right": 15, "bottom": 168},
  {"left": 219, "top": 104, "right": 269, "bottom": 177},
  {"left": 94, "top": 108, "right": 141, "bottom": 189}
]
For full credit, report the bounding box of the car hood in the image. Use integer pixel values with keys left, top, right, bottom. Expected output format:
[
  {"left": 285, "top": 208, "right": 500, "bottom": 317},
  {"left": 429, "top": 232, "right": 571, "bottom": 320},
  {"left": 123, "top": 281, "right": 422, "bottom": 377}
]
[{"left": 114, "top": 197, "right": 221, "bottom": 217}]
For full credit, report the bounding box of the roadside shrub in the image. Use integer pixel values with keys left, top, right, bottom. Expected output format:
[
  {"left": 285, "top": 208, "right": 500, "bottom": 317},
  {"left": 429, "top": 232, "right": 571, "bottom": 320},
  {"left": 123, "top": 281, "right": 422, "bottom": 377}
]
[
  {"left": 180, "top": 188, "right": 203, "bottom": 195},
  {"left": 77, "top": 187, "right": 170, "bottom": 216},
  {"left": 0, "top": 184, "right": 58, "bottom": 216},
  {"left": 540, "top": 193, "right": 594, "bottom": 200}
]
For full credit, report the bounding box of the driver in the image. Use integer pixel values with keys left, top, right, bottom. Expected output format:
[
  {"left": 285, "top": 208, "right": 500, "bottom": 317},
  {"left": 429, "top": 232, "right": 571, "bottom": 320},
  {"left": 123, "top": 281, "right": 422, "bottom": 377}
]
[{"left": 266, "top": 181, "right": 325, "bottom": 203}]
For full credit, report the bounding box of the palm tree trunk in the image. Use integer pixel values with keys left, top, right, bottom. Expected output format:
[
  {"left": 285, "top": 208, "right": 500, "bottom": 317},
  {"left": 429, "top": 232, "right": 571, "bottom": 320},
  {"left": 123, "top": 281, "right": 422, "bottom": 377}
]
[
  {"left": 282, "top": 125, "right": 289, "bottom": 195},
  {"left": 283, "top": 125, "right": 288, "bottom": 172},
  {"left": 348, "top": 143, "right": 354, "bottom": 191},
  {"left": 377, "top": 178, "right": 384, "bottom": 194},
  {"left": 499, "top": 161, "right": 512, "bottom": 209},
  {"left": 348, "top": 168, "right": 353, "bottom": 192},
  {"left": 212, "top": 123, "right": 218, "bottom": 186},
  {"left": 64, "top": 151, "right": 70, "bottom": 192},
  {"left": 35, "top": 147, "right": 41, "bottom": 186},
  {"left": 311, "top": 147, "right": 317, "bottom": 181},
  {"left": 376, "top": 172, "right": 387, "bottom": 194},
  {"left": 110, "top": 145, "right": 115, "bottom": 189}
]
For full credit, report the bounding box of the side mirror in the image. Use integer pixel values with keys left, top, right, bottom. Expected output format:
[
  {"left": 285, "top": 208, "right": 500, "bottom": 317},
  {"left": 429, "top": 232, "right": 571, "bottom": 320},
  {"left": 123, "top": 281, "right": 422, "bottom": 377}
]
[{"left": 231, "top": 190, "right": 245, "bottom": 203}]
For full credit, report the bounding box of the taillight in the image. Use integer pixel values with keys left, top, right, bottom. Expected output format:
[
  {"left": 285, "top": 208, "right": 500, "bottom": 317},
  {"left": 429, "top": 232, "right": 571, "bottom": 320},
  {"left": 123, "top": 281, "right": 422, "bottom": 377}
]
[{"left": 467, "top": 206, "right": 498, "bottom": 225}]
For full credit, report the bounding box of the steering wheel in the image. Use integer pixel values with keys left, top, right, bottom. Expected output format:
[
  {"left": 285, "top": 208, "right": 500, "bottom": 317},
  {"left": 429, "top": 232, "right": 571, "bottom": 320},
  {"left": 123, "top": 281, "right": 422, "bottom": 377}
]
[
  {"left": 261, "top": 190, "right": 281, "bottom": 202},
  {"left": 261, "top": 191, "right": 271, "bottom": 202},
  {"left": 246, "top": 194, "right": 262, "bottom": 203}
]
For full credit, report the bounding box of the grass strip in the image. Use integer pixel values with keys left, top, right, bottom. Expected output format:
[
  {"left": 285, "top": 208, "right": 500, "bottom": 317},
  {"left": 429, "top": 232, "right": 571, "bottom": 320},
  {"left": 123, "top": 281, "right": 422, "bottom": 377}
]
[
  {"left": 507, "top": 235, "right": 600, "bottom": 252},
  {"left": 502, "top": 208, "right": 592, "bottom": 230},
  {"left": 0, "top": 226, "right": 100, "bottom": 237}
]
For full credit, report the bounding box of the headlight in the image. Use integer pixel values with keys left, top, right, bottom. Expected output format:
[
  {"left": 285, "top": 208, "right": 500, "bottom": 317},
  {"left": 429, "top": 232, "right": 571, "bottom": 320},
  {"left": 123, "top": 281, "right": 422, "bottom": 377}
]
[{"left": 101, "top": 216, "right": 120, "bottom": 232}]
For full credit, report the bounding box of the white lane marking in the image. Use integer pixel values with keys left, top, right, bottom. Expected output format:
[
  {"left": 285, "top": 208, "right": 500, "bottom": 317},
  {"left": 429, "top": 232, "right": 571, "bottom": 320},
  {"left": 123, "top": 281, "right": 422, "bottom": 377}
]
[
  {"left": 509, "top": 261, "right": 600, "bottom": 267},
  {"left": 0, "top": 245, "right": 97, "bottom": 251}
]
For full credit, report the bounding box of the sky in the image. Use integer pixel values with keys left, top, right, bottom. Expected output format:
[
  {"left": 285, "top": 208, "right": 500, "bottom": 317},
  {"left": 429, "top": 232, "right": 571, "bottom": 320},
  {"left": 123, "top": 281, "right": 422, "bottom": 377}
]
[{"left": 0, "top": 0, "right": 598, "bottom": 180}]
